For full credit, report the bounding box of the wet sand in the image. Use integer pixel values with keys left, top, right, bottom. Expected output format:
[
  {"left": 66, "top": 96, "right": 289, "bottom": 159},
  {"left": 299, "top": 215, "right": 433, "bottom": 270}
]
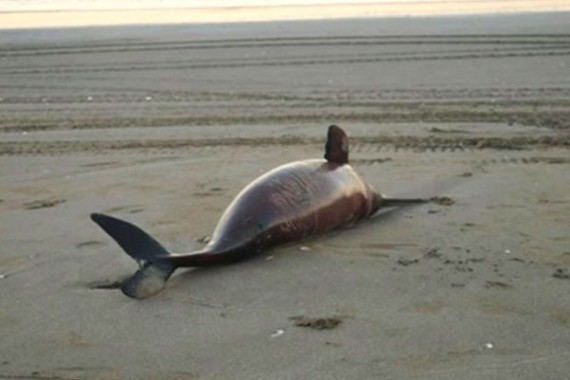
[{"left": 1, "top": 13, "right": 570, "bottom": 380}]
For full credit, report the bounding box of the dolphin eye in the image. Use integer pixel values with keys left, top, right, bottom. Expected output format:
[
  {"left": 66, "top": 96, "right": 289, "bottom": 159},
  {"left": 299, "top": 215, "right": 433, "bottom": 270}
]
[
  {"left": 255, "top": 218, "right": 269, "bottom": 234},
  {"left": 256, "top": 222, "right": 265, "bottom": 232}
]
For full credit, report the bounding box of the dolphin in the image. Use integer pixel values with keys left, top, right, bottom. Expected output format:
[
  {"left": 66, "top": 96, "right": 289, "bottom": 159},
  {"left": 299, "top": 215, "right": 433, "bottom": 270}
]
[{"left": 91, "top": 125, "right": 427, "bottom": 299}]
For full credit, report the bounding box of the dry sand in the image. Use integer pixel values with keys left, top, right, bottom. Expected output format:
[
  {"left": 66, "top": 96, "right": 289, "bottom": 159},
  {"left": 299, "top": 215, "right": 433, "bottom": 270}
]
[{"left": 1, "top": 12, "right": 570, "bottom": 380}]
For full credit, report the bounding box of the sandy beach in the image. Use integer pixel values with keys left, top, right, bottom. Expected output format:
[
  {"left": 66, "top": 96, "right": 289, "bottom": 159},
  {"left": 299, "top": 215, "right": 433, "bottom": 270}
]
[{"left": 1, "top": 12, "right": 570, "bottom": 379}]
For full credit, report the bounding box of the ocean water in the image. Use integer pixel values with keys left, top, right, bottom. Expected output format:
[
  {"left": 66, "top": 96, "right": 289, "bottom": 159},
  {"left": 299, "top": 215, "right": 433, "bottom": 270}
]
[{"left": 0, "top": 0, "right": 417, "bottom": 11}]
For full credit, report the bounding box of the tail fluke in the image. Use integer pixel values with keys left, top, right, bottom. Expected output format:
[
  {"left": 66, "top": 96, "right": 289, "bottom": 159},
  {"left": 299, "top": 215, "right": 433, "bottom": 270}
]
[
  {"left": 90, "top": 213, "right": 169, "bottom": 262},
  {"left": 90, "top": 213, "right": 175, "bottom": 299},
  {"left": 120, "top": 262, "right": 174, "bottom": 299}
]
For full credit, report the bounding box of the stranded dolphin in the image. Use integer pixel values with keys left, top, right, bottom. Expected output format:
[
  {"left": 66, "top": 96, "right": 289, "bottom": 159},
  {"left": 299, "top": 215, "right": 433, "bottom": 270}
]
[{"left": 91, "top": 125, "right": 427, "bottom": 299}]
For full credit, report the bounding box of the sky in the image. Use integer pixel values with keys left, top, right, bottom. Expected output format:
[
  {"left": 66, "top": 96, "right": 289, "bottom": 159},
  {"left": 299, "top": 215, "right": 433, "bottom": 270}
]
[
  {"left": 0, "top": 0, "right": 567, "bottom": 29},
  {"left": 1, "top": 0, "right": 426, "bottom": 11}
]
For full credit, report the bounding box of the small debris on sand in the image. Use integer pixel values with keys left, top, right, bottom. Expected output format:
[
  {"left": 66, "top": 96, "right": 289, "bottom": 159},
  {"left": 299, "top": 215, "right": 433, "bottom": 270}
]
[
  {"left": 423, "top": 248, "right": 441, "bottom": 259},
  {"left": 196, "top": 235, "right": 211, "bottom": 244},
  {"left": 87, "top": 280, "right": 123, "bottom": 290},
  {"left": 24, "top": 198, "right": 66, "bottom": 210},
  {"left": 271, "top": 329, "right": 285, "bottom": 338},
  {"left": 397, "top": 258, "right": 419, "bottom": 266},
  {"left": 485, "top": 281, "right": 512, "bottom": 289},
  {"left": 290, "top": 316, "right": 344, "bottom": 330},
  {"left": 75, "top": 240, "right": 104, "bottom": 249},
  {"left": 430, "top": 196, "right": 455, "bottom": 206},
  {"left": 428, "top": 127, "right": 465, "bottom": 134},
  {"left": 553, "top": 268, "right": 570, "bottom": 280}
]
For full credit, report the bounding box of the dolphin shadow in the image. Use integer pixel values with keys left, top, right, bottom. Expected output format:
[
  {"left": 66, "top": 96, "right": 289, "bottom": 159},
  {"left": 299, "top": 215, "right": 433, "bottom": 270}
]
[{"left": 87, "top": 202, "right": 426, "bottom": 293}]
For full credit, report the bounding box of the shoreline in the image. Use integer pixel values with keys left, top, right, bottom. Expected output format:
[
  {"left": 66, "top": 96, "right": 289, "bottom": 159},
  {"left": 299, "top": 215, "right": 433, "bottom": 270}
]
[{"left": 1, "top": 1, "right": 570, "bottom": 30}]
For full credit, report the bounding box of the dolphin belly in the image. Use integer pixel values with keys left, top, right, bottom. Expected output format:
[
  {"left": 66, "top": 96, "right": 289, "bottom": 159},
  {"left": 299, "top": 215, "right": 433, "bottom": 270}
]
[{"left": 205, "top": 159, "right": 373, "bottom": 254}]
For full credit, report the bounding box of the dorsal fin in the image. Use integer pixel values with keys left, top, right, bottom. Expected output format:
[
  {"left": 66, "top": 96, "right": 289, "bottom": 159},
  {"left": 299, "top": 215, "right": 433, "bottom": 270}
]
[{"left": 324, "top": 124, "right": 349, "bottom": 164}]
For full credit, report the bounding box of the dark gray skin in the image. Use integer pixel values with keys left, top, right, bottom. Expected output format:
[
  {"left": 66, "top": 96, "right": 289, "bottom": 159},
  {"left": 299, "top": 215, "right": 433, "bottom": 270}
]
[{"left": 91, "top": 125, "right": 427, "bottom": 299}]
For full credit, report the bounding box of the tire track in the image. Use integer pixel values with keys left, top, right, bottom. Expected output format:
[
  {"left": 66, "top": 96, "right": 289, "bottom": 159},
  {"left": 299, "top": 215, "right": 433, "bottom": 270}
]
[
  {"left": 1, "top": 134, "right": 568, "bottom": 156},
  {"left": 2, "top": 34, "right": 569, "bottom": 57},
  {"left": 2, "top": 87, "right": 570, "bottom": 103},
  {"left": 3, "top": 97, "right": 570, "bottom": 108},
  {"left": 3, "top": 48, "right": 569, "bottom": 75},
  {"left": 2, "top": 109, "right": 568, "bottom": 132},
  {"left": 1, "top": 44, "right": 565, "bottom": 73},
  {"left": 353, "top": 155, "right": 570, "bottom": 166}
]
